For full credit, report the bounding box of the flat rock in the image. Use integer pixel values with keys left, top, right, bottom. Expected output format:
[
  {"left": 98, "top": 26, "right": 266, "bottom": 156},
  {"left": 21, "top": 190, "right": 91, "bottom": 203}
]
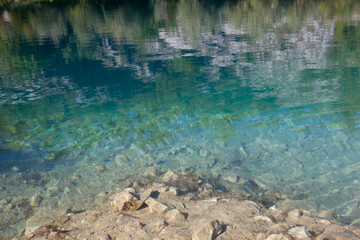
[
  {"left": 165, "top": 209, "right": 186, "bottom": 224},
  {"left": 145, "top": 197, "right": 169, "bottom": 214},
  {"left": 25, "top": 211, "right": 53, "bottom": 236}
]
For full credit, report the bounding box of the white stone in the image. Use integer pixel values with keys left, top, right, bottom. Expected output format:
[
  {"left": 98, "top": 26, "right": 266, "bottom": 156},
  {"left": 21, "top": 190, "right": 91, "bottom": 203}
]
[
  {"left": 221, "top": 172, "right": 238, "bottom": 183},
  {"left": 253, "top": 215, "right": 274, "bottom": 224},
  {"left": 145, "top": 197, "right": 169, "bottom": 214},
  {"left": 192, "top": 219, "right": 222, "bottom": 240},
  {"left": 112, "top": 189, "right": 138, "bottom": 211},
  {"left": 287, "top": 209, "right": 303, "bottom": 219},
  {"left": 287, "top": 226, "right": 311, "bottom": 240},
  {"left": 168, "top": 187, "right": 179, "bottom": 196},
  {"left": 165, "top": 209, "right": 186, "bottom": 224}
]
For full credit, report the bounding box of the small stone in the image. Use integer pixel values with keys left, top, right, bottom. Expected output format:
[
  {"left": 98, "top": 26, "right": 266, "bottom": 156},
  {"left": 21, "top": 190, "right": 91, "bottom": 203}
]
[
  {"left": 238, "top": 145, "right": 248, "bottom": 159},
  {"left": 192, "top": 219, "right": 222, "bottom": 240},
  {"left": 253, "top": 215, "right": 274, "bottom": 224},
  {"left": 162, "top": 170, "right": 178, "bottom": 182},
  {"left": 207, "top": 158, "right": 216, "bottom": 168},
  {"left": 114, "top": 154, "right": 128, "bottom": 167},
  {"left": 200, "top": 149, "right": 209, "bottom": 157},
  {"left": 287, "top": 226, "right": 311, "bottom": 240},
  {"left": 11, "top": 166, "right": 19, "bottom": 172},
  {"left": 287, "top": 210, "right": 303, "bottom": 219},
  {"left": 221, "top": 172, "right": 238, "bottom": 183},
  {"left": 165, "top": 209, "right": 186, "bottom": 224},
  {"left": 30, "top": 194, "right": 44, "bottom": 207},
  {"left": 266, "top": 233, "right": 291, "bottom": 240},
  {"left": 168, "top": 187, "right": 179, "bottom": 196},
  {"left": 274, "top": 192, "right": 286, "bottom": 200},
  {"left": 112, "top": 189, "right": 139, "bottom": 211},
  {"left": 317, "top": 210, "right": 336, "bottom": 220},
  {"left": 144, "top": 166, "right": 162, "bottom": 178},
  {"left": 145, "top": 197, "right": 169, "bottom": 214},
  {"left": 0, "top": 198, "right": 9, "bottom": 205},
  {"left": 95, "top": 165, "right": 106, "bottom": 172}
]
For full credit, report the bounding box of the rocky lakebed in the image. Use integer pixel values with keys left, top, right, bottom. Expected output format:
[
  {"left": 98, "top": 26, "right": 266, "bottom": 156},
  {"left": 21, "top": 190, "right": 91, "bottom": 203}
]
[{"left": 20, "top": 170, "right": 360, "bottom": 240}]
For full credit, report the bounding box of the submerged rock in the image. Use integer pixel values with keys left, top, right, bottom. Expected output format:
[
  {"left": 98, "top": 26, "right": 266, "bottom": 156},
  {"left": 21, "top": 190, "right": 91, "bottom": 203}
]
[
  {"left": 114, "top": 154, "right": 129, "bottom": 167},
  {"left": 221, "top": 172, "right": 238, "bottom": 183}
]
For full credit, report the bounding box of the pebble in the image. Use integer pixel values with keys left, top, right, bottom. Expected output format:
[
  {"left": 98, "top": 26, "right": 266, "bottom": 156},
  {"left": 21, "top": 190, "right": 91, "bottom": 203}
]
[
  {"left": 168, "top": 187, "right": 179, "bottom": 196},
  {"left": 253, "top": 215, "right": 274, "bottom": 224},
  {"left": 0, "top": 198, "right": 9, "bottom": 205},
  {"left": 95, "top": 165, "right": 106, "bottom": 172},
  {"left": 114, "top": 154, "right": 129, "bottom": 167},
  {"left": 199, "top": 149, "right": 210, "bottom": 157},
  {"left": 11, "top": 166, "right": 19, "bottom": 172},
  {"left": 192, "top": 219, "right": 222, "bottom": 240},
  {"left": 162, "top": 170, "right": 178, "bottom": 182},
  {"left": 287, "top": 226, "right": 311, "bottom": 240},
  {"left": 221, "top": 172, "right": 238, "bottom": 183}
]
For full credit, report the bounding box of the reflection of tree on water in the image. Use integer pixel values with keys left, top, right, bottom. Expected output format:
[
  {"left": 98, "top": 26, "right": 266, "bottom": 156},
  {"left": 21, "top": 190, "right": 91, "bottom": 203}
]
[{"left": 1, "top": 0, "right": 360, "bottom": 151}]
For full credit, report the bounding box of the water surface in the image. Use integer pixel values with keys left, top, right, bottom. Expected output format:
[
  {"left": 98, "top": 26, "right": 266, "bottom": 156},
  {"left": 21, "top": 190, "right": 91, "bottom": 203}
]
[{"left": 1, "top": 0, "right": 360, "bottom": 237}]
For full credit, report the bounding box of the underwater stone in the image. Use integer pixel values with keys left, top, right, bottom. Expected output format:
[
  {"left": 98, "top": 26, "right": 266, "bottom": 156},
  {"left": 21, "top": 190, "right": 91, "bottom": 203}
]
[
  {"left": 316, "top": 225, "right": 360, "bottom": 240},
  {"left": 11, "top": 166, "right": 19, "bottom": 172},
  {"left": 238, "top": 145, "right": 248, "bottom": 159},
  {"left": 287, "top": 226, "right": 311, "bottom": 240},
  {"left": 25, "top": 211, "right": 53, "bottom": 236},
  {"left": 221, "top": 172, "right": 238, "bottom": 183},
  {"left": 30, "top": 194, "right": 44, "bottom": 207},
  {"left": 199, "top": 149, "right": 210, "bottom": 157},
  {"left": 162, "top": 170, "right": 178, "bottom": 182},
  {"left": 168, "top": 187, "right": 179, "bottom": 196},
  {"left": 114, "top": 154, "right": 128, "bottom": 167},
  {"left": 125, "top": 144, "right": 145, "bottom": 159},
  {"left": 192, "top": 219, "right": 222, "bottom": 240}
]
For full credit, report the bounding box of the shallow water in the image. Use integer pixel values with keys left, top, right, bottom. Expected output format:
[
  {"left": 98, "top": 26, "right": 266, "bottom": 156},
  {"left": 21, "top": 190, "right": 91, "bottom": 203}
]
[{"left": 1, "top": 0, "right": 360, "bottom": 237}]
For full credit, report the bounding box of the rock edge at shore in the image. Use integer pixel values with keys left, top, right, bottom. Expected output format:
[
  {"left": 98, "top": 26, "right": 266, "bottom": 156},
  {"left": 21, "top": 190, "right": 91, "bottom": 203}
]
[{"left": 23, "top": 171, "right": 360, "bottom": 240}]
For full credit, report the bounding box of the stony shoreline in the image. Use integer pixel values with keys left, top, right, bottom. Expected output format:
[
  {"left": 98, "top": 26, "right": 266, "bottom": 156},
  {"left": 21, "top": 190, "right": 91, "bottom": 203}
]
[{"left": 22, "top": 171, "right": 360, "bottom": 240}]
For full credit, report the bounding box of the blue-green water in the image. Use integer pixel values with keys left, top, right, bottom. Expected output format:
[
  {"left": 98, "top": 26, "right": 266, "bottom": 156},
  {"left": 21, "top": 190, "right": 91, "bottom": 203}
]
[{"left": 1, "top": 0, "right": 360, "bottom": 237}]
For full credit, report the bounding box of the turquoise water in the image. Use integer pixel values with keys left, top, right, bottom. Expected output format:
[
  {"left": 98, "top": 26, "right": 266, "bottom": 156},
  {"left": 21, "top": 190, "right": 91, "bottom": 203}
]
[{"left": 1, "top": 0, "right": 360, "bottom": 237}]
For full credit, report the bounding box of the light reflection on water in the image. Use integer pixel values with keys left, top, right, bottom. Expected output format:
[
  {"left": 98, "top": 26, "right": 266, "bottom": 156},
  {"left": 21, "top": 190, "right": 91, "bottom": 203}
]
[{"left": 1, "top": 0, "right": 360, "bottom": 237}]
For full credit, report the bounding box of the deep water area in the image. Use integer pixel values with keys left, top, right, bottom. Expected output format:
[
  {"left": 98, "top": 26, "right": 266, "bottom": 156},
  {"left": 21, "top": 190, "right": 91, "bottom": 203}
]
[{"left": 1, "top": 0, "right": 360, "bottom": 238}]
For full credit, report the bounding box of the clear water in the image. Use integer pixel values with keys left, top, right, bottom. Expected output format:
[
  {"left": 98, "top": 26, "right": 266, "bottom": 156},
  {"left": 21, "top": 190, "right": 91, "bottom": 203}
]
[{"left": 1, "top": 0, "right": 360, "bottom": 237}]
